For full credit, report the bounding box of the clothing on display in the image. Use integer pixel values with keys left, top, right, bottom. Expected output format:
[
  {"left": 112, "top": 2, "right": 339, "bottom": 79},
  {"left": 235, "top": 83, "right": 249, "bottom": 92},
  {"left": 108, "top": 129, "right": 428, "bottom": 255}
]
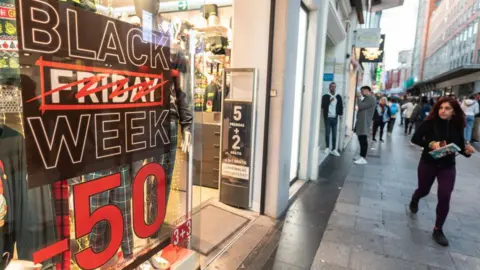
[
  {"left": 131, "top": 120, "right": 178, "bottom": 238},
  {"left": 205, "top": 36, "right": 228, "bottom": 55},
  {"left": 84, "top": 167, "right": 134, "bottom": 258},
  {"left": 52, "top": 180, "right": 70, "bottom": 270},
  {"left": 171, "top": 77, "right": 193, "bottom": 133},
  {"left": 0, "top": 125, "right": 58, "bottom": 268},
  {"left": 203, "top": 81, "right": 221, "bottom": 112}
]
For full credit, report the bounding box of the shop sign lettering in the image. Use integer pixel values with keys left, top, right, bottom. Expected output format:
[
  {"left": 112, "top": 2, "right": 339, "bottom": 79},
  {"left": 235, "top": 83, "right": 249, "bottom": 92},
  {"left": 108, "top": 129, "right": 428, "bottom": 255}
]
[
  {"left": 15, "top": 0, "right": 172, "bottom": 188},
  {"left": 221, "top": 101, "right": 252, "bottom": 182},
  {"left": 32, "top": 162, "right": 167, "bottom": 269}
]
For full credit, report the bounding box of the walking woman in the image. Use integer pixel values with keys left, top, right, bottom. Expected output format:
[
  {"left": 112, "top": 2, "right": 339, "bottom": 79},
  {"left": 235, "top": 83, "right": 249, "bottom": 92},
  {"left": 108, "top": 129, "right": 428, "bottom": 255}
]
[
  {"left": 402, "top": 98, "right": 417, "bottom": 135},
  {"left": 372, "top": 97, "right": 391, "bottom": 142},
  {"left": 409, "top": 97, "right": 476, "bottom": 246},
  {"left": 387, "top": 97, "right": 399, "bottom": 135},
  {"left": 461, "top": 94, "right": 479, "bottom": 144}
]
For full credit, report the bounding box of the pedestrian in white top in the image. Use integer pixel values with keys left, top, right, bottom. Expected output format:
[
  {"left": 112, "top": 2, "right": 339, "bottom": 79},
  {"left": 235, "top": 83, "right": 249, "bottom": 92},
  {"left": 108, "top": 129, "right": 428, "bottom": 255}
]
[
  {"left": 402, "top": 98, "right": 417, "bottom": 135},
  {"left": 461, "top": 94, "right": 480, "bottom": 143}
]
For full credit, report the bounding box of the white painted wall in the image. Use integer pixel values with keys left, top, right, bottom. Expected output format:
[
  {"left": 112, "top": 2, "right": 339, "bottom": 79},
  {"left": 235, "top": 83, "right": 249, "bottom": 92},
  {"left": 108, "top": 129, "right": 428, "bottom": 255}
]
[
  {"left": 264, "top": 0, "right": 301, "bottom": 218},
  {"left": 231, "top": 0, "right": 271, "bottom": 213}
]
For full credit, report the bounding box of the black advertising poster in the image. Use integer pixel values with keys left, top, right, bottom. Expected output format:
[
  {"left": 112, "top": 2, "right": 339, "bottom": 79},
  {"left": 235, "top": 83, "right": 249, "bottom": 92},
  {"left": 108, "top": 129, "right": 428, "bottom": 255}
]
[
  {"left": 359, "top": 34, "right": 386, "bottom": 63},
  {"left": 15, "top": 0, "right": 171, "bottom": 188},
  {"left": 221, "top": 100, "right": 252, "bottom": 183}
]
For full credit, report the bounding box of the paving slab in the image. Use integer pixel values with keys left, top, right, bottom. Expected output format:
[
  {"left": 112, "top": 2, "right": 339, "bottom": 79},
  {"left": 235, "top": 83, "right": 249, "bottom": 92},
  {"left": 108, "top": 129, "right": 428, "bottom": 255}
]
[{"left": 310, "top": 125, "right": 480, "bottom": 270}]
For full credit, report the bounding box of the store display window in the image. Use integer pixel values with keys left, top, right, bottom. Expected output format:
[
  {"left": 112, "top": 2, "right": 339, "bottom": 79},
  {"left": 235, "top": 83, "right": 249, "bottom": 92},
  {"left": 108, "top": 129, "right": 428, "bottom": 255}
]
[
  {"left": 0, "top": 0, "right": 201, "bottom": 268},
  {"left": 0, "top": 0, "right": 255, "bottom": 269}
]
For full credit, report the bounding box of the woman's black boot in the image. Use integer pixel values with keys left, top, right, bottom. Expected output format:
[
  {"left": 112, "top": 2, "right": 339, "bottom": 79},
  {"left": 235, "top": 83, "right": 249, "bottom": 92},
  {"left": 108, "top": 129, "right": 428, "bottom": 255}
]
[
  {"left": 433, "top": 229, "right": 449, "bottom": 247},
  {"left": 409, "top": 199, "right": 419, "bottom": 214}
]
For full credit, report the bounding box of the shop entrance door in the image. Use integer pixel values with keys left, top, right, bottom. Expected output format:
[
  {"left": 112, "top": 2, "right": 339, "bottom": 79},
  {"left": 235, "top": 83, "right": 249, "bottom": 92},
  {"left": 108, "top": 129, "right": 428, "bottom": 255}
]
[{"left": 290, "top": 4, "right": 308, "bottom": 182}]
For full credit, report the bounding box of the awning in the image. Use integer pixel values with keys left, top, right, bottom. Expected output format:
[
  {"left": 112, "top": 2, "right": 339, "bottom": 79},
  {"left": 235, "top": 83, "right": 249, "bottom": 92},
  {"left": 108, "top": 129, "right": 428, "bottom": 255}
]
[{"left": 408, "top": 64, "right": 480, "bottom": 92}]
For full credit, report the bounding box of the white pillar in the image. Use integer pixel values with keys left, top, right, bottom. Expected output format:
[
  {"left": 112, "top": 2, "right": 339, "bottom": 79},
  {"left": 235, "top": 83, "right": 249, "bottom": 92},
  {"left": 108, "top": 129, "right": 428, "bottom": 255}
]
[
  {"left": 297, "top": 0, "right": 327, "bottom": 180},
  {"left": 263, "top": 0, "right": 302, "bottom": 218},
  {"left": 231, "top": 0, "right": 271, "bottom": 213},
  {"left": 307, "top": 0, "right": 334, "bottom": 181}
]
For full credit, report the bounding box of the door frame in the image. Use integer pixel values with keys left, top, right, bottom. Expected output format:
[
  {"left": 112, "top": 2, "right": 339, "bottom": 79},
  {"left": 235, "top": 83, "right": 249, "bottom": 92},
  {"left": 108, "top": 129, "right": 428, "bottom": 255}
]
[{"left": 290, "top": 2, "right": 309, "bottom": 184}]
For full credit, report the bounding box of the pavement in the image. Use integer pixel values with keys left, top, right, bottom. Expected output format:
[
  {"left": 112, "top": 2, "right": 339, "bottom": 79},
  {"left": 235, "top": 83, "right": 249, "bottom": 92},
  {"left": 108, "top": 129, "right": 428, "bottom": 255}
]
[
  {"left": 238, "top": 122, "right": 480, "bottom": 270},
  {"left": 311, "top": 123, "right": 480, "bottom": 270}
]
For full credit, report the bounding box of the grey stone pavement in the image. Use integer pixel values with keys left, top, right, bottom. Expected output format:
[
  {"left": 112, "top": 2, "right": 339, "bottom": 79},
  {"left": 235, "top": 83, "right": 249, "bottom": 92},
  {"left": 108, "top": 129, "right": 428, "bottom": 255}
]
[{"left": 311, "top": 124, "right": 480, "bottom": 270}]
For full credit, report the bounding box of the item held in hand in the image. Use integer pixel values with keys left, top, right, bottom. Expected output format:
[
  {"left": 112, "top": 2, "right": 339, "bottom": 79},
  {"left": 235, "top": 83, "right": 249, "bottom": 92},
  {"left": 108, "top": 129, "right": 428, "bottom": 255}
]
[{"left": 429, "top": 143, "right": 461, "bottom": 159}]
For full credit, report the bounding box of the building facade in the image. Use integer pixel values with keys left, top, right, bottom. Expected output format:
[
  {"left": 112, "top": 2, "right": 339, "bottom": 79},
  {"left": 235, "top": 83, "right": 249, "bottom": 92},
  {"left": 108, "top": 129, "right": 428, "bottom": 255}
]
[
  {"left": 411, "top": 0, "right": 480, "bottom": 97},
  {"left": 412, "top": 0, "right": 427, "bottom": 81}
]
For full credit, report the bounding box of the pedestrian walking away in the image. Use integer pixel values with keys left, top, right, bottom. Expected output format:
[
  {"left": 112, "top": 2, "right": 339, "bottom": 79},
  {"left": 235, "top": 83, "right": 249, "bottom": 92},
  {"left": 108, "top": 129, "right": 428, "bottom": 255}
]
[
  {"left": 474, "top": 93, "right": 480, "bottom": 142},
  {"left": 372, "top": 97, "right": 391, "bottom": 142},
  {"left": 409, "top": 97, "right": 476, "bottom": 247},
  {"left": 354, "top": 86, "right": 376, "bottom": 165},
  {"left": 400, "top": 95, "right": 408, "bottom": 126},
  {"left": 461, "top": 94, "right": 479, "bottom": 144},
  {"left": 410, "top": 96, "right": 431, "bottom": 134},
  {"left": 402, "top": 98, "right": 417, "bottom": 135},
  {"left": 387, "top": 97, "right": 399, "bottom": 135},
  {"left": 321, "top": 82, "right": 343, "bottom": 157}
]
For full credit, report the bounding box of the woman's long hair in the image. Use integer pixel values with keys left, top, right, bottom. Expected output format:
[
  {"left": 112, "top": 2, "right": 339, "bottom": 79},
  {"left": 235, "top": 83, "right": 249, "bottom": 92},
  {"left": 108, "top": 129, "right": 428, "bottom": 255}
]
[{"left": 426, "top": 97, "right": 466, "bottom": 127}]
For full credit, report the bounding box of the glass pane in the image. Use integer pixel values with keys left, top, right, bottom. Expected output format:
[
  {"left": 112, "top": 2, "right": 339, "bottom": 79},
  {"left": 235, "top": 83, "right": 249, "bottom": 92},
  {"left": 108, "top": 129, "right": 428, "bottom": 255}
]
[{"left": 1, "top": 0, "right": 199, "bottom": 268}]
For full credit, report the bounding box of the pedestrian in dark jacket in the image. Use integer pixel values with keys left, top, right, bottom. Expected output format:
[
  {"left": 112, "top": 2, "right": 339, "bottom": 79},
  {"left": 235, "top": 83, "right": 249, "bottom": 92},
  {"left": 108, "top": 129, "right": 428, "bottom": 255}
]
[
  {"left": 372, "top": 97, "right": 391, "bottom": 142},
  {"left": 410, "top": 97, "right": 476, "bottom": 247},
  {"left": 321, "top": 82, "right": 344, "bottom": 156},
  {"left": 410, "top": 96, "right": 431, "bottom": 134}
]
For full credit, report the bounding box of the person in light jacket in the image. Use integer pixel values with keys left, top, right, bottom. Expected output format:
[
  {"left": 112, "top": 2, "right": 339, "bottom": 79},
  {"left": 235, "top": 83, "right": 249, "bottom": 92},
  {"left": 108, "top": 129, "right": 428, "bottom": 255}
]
[
  {"left": 354, "top": 86, "right": 377, "bottom": 165},
  {"left": 372, "top": 97, "right": 391, "bottom": 142},
  {"left": 461, "top": 94, "right": 480, "bottom": 144},
  {"left": 474, "top": 93, "right": 480, "bottom": 142},
  {"left": 402, "top": 98, "right": 417, "bottom": 135}
]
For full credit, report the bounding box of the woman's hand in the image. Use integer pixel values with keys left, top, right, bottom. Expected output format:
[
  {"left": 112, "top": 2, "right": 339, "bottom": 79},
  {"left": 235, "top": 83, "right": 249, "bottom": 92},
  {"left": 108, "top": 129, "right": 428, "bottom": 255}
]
[
  {"left": 465, "top": 144, "right": 476, "bottom": 155},
  {"left": 430, "top": 141, "right": 441, "bottom": 150}
]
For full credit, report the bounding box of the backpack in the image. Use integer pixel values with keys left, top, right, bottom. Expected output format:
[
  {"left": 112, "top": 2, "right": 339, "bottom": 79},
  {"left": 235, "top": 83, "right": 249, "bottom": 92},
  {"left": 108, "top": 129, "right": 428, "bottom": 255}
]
[
  {"left": 419, "top": 104, "right": 431, "bottom": 121},
  {"left": 390, "top": 103, "right": 398, "bottom": 115}
]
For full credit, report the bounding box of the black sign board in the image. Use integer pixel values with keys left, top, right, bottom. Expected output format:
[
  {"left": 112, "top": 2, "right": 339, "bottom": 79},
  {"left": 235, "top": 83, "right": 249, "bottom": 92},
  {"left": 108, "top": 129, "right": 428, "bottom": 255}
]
[
  {"left": 359, "top": 34, "right": 386, "bottom": 63},
  {"left": 220, "top": 100, "right": 253, "bottom": 208},
  {"left": 16, "top": 0, "right": 171, "bottom": 188}
]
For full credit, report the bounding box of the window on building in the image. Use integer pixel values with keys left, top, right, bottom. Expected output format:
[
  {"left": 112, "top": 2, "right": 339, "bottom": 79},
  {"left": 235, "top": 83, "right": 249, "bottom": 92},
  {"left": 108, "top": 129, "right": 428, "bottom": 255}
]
[{"left": 474, "top": 21, "right": 479, "bottom": 34}]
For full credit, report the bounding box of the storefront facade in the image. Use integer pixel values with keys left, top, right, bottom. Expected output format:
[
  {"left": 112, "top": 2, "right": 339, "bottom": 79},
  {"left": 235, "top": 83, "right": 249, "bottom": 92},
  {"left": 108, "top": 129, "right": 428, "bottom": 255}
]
[
  {"left": 264, "top": 0, "right": 364, "bottom": 218},
  {"left": 0, "top": 0, "right": 364, "bottom": 269}
]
